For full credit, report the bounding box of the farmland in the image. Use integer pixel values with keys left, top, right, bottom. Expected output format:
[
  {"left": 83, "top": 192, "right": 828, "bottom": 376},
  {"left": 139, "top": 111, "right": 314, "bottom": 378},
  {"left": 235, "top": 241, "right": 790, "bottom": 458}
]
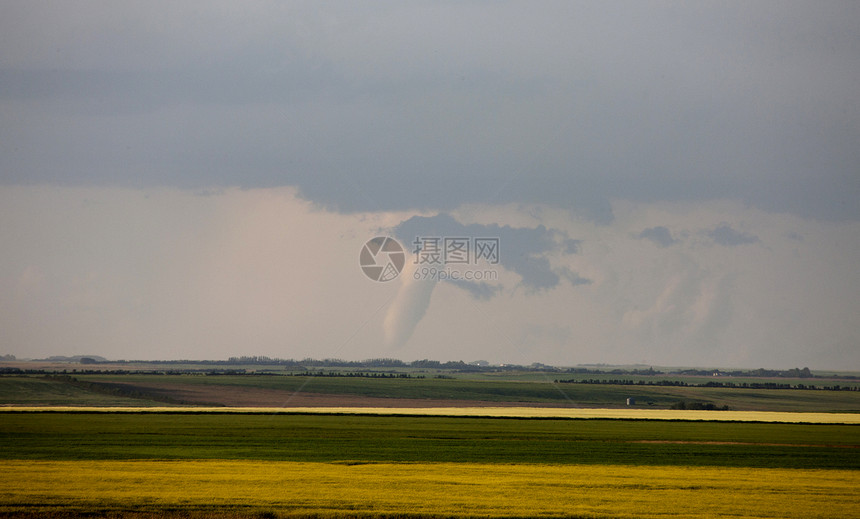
[
  {"left": 1, "top": 366, "right": 858, "bottom": 517},
  {"left": 4, "top": 460, "right": 858, "bottom": 518},
  {"left": 2, "top": 412, "right": 858, "bottom": 468},
  {"left": 1, "top": 411, "right": 859, "bottom": 517},
  {"left": 2, "top": 369, "right": 860, "bottom": 411}
]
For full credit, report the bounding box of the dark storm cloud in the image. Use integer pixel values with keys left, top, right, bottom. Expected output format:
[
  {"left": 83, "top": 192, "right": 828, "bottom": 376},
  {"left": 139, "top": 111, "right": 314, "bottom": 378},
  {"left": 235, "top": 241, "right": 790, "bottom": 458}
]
[
  {"left": 707, "top": 224, "right": 760, "bottom": 247},
  {"left": 445, "top": 279, "right": 502, "bottom": 301},
  {"left": 1, "top": 2, "right": 858, "bottom": 221},
  {"left": 562, "top": 239, "right": 581, "bottom": 254},
  {"left": 392, "top": 213, "right": 583, "bottom": 293},
  {"left": 557, "top": 267, "right": 592, "bottom": 287},
  {"left": 638, "top": 226, "right": 677, "bottom": 248}
]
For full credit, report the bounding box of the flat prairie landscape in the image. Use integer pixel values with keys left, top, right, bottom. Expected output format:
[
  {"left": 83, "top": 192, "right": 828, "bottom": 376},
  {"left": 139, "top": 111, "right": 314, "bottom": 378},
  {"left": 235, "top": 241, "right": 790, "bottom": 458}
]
[
  {"left": 6, "top": 1, "right": 860, "bottom": 515},
  {"left": 1, "top": 409, "right": 859, "bottom": 518},
  {"left": 1, "top": 369, "right": 858, "bottom": 517},
  {"left": 3, "top": 370, "right": 860, "bottom": 411},
  {"left": 4, "top": 459, "right": 858, "bottom": 519}
]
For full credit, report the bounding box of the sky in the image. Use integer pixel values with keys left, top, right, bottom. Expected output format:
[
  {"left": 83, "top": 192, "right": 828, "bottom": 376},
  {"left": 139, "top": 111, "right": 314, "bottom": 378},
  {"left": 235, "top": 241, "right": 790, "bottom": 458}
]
[{"left": 1, "top": 1, "right": 858, "bottom": 369}]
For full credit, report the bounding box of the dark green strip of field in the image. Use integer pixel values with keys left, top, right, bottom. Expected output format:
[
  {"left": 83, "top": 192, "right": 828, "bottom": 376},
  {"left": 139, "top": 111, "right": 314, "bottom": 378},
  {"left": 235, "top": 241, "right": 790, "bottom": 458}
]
[
  {"left": 5, "top": 374, "right": 859, "bottom": 412},
  {"left": 1, "top": 413, "right": 857, "bottom": 470},
  {"left": 0, "top": 376, "right": 168, "bottom": 407}
]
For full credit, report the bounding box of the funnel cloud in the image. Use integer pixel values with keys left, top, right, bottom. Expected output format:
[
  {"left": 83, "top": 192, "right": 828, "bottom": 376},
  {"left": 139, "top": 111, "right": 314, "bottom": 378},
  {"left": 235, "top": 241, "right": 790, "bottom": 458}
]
[{"left": 383, "top": 260, "right": 437, "bottom": 350}]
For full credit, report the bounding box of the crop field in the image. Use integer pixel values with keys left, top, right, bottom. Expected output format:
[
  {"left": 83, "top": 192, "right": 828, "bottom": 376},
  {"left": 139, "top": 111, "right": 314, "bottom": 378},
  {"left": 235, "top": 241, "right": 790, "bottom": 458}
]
[
  {"left": 2, "top": 370, "right": 858, "bottom": 517},
  {"left": 1, "top": 411, "right": 859, "bottom": 518},
  {"left": 3, "top": 412, "right": 859, "bottom": 467},
  {"left": 0, "top": 376, "right": 168, "bottom": 407},
  {"left": 4, "top": 405, "right": 860, "bottom": 424},
  {"left": 3, "top": 460, "right": 858, "bottom": 519},
  {"left": 70, "top": 372, "right": 860, "bottom": 411},
  {"left": 3, "top": 372, "right": 860, "bottom": 412}
]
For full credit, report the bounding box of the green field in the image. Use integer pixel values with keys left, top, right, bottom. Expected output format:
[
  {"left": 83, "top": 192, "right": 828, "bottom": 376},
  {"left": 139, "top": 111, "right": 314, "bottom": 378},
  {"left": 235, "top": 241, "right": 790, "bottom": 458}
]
[
  {"left": 0, "top": 376, "right": 169, "bottom": 406},
  {"left": 1, "top": 411, "right": 858, "bottom": 518},
  {"left": 2, "top": 371, "right": 859, "bottom": 518},
  {"left": 3, "top": 372, "right": 859, "bottom": 412},
  {"left": 1, "top": 412, "right": 858, "bottom": 469},
  {"left": 74, "top": 372, "right": 860, "bottom": 411}
]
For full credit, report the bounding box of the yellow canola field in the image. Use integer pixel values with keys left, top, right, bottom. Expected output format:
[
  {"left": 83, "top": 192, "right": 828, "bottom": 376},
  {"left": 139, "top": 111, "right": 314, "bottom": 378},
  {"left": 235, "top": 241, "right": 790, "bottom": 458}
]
[
  {"left": 3, "top": 406, "right": 860, "bottom": 423},
  {"left": 1, "top": 460, "right": 858, "bottom": 518}
]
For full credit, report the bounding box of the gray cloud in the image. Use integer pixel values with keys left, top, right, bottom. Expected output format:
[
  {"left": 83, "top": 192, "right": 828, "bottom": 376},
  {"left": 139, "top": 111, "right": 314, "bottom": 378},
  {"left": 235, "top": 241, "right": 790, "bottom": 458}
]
[
  {"left": 558, "top": 267, "right": 592, "bottom": 287},
  {"left": 707, "top": 224, "right": 760, "bottom": 247},
  {"left": 446, "top": 279, "right": 502, "bottom": 301},
  {"left": 1, "top": 2, "right": 858, "bottom": 221},
  {"left": 562, "top": 239, "right": 582, "bottom": 254},
  {"left": 392, "top": 213, "right": 582, "bottom": 293},
  {"left": 638, "top": 226, "right": 677, "bottom": 248}
]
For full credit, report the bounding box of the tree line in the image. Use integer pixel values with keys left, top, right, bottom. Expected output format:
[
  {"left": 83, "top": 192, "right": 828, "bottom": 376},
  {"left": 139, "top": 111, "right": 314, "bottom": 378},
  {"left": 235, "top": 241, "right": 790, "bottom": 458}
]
[{"left": 555, "top": 378, "right": 859, "bottom": 391}]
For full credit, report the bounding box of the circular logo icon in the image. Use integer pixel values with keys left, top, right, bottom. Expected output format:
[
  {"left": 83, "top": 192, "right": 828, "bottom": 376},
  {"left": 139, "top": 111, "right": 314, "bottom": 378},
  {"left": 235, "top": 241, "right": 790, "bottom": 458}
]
[{"left": 360, "top": 237, "right": 405, "bottom": 282}]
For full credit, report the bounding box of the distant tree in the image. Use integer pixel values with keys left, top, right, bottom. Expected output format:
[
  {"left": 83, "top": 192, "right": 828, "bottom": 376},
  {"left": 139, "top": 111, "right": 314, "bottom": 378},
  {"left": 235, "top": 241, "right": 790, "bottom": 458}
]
[
  {"left": 671, "top": 401, "right": 728, "bottom": 411},
  {"left": 411, "top": 359, "right": 442, "bottom": 369},
  {"left": 79, "top": 357, "right": 97, "bottom": 365}
]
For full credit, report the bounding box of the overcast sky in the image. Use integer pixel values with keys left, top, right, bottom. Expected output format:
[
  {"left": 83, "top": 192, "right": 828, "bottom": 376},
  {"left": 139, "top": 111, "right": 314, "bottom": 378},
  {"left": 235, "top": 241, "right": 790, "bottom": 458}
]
[{"left": 1, "top": 1, "right": 858, "bottom": 369}]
